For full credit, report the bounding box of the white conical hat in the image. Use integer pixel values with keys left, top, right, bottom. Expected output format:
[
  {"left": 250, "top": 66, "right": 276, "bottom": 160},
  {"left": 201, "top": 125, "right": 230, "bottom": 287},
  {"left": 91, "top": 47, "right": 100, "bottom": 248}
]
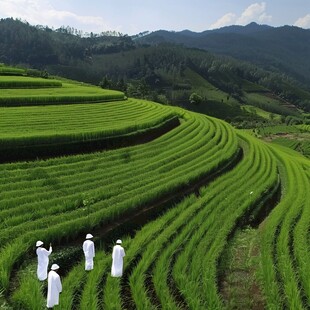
[
  {"left": 36, "top": 240, "right": 43, "bottom": 247},
  {"left": 86, "top": 233, "right": 93, "bottom": 239},
  {"left": 116, "top": 239, "right": 122, "bottom": 244},
  {"left": 51, "top": 264, "right": 60, "bottom": 270}
]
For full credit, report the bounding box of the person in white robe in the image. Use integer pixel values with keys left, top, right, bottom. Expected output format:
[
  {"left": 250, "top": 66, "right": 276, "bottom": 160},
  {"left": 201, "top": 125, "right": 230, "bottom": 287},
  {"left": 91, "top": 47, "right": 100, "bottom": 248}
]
[
  {"left": 36, "top": 240, "right": 52, "bottom": 281},
  {"left": 111, "top": 239, "right": 125, "bottom": 277},
  {"left": 47, "top": 264, "right": 62, "bottom": 308},
  {"left": 83, "top": 233, "right": 95, "bottom": 270}
]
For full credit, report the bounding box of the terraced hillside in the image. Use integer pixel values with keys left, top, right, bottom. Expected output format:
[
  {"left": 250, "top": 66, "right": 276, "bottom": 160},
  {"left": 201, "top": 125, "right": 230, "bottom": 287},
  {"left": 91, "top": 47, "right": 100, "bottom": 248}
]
[{"left": 0, "top": 69, "right": 309, "bottom": 309}]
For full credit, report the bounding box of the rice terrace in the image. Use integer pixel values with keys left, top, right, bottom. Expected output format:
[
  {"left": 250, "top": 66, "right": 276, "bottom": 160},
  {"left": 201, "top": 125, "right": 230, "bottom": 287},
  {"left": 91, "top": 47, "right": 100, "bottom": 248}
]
[{"left": 0, "top": 61, "right": 309, "bottom": 310}]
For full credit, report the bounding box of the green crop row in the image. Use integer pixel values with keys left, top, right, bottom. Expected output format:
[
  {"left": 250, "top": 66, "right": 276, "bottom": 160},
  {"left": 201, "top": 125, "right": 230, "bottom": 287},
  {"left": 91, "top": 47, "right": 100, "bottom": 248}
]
[
  {"left": 297, "top": 124, "right": 310, "bottom": 132},
  {"left": 11, "top": 193, "right": 197, "bottom": 309},
  {"left": 271, "top": 138, "right": 310, "bottom": 158},
  {"left": 0, "top": 76, "right": 62, "bottom": 88},
  {"left": 0, "top": 65, "right": 25, "bottom": 75},
  {"left": 1, "top": 79, "right": 308, "bottom": 309},
  {"left": 258, "top": 125, "right": 301, "bottom": 136},
  {"left": 124, "top": 132, "right": 278, "bottom": 309},
  {"left": 0, "top": 99, "right": 163, "bottom": 135},
  {"left": 0, "top": 108, "right": 239, "bottom": 297},
  {"left": 0, "top": 93, "right": 124, "bottom": 107},
  {"left": 259, "top": 144, "right": 310, "bottom": 309},
  {"left": 0, "top": 99, "right": 178, "bottom": 159},
  {"left": 0, "top": 81, "right": 124, "bottom": 106},
  {"left": 8, "top": 128, "right": 279, "bottom": 310},
  {"left": 271, "top": 137, "right": 300, "bottom": 150}
]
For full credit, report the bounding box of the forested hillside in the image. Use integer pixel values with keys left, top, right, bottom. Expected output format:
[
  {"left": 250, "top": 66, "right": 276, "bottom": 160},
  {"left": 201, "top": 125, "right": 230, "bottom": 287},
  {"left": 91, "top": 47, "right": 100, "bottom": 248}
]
[
  {"left": 137, "top": 22, "right": 310, "bottom": 86},
  {"left": 1, "top": 18, "right": 310, "bottom": 125}
]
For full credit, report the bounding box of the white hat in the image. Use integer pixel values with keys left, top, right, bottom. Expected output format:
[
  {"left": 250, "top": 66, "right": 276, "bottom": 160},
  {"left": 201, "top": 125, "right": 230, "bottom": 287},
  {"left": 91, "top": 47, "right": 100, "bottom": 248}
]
[
  {"left": 51, "top": 264, "right": 60, "bottom": 270},
  {"left": 116, "top": 239, "right": 122, "bottom": 244},
  {"left": 36, "top": 240, "right": 43, "bottom": 247},
  {"left": 86, "top": 233, "right": 93, "bottom": 239}
]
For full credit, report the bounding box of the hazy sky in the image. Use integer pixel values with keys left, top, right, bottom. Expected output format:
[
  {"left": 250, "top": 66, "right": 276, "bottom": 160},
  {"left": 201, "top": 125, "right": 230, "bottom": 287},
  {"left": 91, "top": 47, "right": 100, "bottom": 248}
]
[{"left": 0, "top": 0, "right": 309, "bottom": 35}]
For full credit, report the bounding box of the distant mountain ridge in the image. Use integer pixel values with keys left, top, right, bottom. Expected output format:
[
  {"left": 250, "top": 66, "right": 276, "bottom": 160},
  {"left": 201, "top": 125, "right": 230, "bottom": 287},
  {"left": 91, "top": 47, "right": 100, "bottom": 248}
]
[
  {"left": 137, "top": 23, "right": 310, "bottom": 85},
  {"left": 167, "top": 22, "right": 273, "bottom": 37},
  {"left": 1, "top": 18, "right": 310, "bottom": 121}
]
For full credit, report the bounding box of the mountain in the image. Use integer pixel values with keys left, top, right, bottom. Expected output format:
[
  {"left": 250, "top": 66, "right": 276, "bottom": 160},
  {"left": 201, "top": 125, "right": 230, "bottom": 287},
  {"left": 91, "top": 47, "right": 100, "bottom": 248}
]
[
  {"left": 137, "top": 23, "right": 310, "bottom": 85},
  {"left": 0, "top": 18, "right": 135, "bottom": 66},
  {"left": 1, "top": 18, "right": 310, "bottom": 124}
]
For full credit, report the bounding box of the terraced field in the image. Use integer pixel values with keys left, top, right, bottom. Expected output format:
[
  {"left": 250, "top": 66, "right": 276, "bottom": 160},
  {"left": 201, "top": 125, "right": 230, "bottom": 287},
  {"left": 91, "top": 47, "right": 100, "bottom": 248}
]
[
  {"left": 0, "top": 69, "right": 309, "bottom": 309},
  {"left": 257, "top": 125, "right": 310, "bottom": 158}
]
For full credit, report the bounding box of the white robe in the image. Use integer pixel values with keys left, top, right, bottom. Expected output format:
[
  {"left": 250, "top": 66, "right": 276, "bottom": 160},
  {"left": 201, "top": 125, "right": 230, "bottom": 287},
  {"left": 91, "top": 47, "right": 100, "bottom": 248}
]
[
  {"left": 111, "top": 245, "right": 125, "bottom": 277},
  {"left": 46, "top": 270, "right": 62, "bottom": 308},
  {"left": 36, "top": 246, "right": 52, "bottom": 281},
  {"left": 83, "top": 240, "right": 95, "bottom": 270}
]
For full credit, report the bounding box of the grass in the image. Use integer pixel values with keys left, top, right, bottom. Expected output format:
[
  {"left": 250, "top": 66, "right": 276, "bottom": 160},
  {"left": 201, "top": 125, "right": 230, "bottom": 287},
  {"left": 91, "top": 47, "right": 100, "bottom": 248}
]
[
  {"left": 0, "top": 99, "right": 174, "bottom": 137},
  {"left": 0, "top": 65, "right": 309, "bottom": 309},
  {"left": 0, "top": 76, "right": 62, "bottom": 88},
  {"left": 242, "top": 105, "right": 282, "bottom": 121},
  {"left": 0, "top": 64, "right": 25, "bottom": 75},
  {"left": 0, "top": 81, "right": 124, "bottom": 106},
  {"left": 244, "top": 92, "right": 296, "bottom": 116},
  {"left": 184, "top": 68, "right": 239, "bottom": 104}
]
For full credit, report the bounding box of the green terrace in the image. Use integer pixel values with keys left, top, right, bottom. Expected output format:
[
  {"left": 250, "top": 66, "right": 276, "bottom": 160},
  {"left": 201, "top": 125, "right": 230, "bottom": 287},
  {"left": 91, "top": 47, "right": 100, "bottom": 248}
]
[
  {"left": 0, "top": 75, "right": 62, "bottom": 88},
  {"left": 0, "top": 76, "right": 124, "bottom": 106},
  {"left": 0, "top": 64, "right": 25, "bottom": 75},
  {"left": 0, "top": 107, "right": 239, "bottom": 298},
  {"left": 0, "top": 99, "right": 179, "bottom": 161},
  {"left": 0, "top": 65, "right": 309, "bottom": 309}
]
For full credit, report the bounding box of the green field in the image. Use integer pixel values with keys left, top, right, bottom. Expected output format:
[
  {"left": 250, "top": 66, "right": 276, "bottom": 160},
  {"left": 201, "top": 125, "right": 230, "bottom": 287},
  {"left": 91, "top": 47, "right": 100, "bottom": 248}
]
[
  {"left": 0, "top": 75, "right": 62, "bottom": 88},
  {"left": 242, "top": 104, "right": 282, "bottom": 121},
  {"left": 0, "top": 67, "right": 309, "bottom": 310},
  {"left": 184, "top": 68, "right": 239, "bottom": 104},
  {"left": 0, "top": 99, "right": 175, "bottom": 141},
  {"left": 244, "top": 92, "right": 296, "bottom": 116},
  {"left": 0, "top": 64, "right": 25, "bottom": 75},
  {"left": 0, "top": 78, "right": 124, "bottom": 106}
]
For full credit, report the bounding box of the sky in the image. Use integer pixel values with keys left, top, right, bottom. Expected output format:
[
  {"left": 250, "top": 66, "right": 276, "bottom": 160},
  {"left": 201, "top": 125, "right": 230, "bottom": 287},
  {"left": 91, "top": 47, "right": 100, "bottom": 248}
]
[{"left": 0, "top": 0, "right": 309, "bottom": 35}]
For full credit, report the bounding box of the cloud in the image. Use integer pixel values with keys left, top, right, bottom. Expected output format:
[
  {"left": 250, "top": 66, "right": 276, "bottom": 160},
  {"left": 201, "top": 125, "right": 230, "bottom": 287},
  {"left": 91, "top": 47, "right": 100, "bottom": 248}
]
[
  {"left": 209, "top": 13, "right": 237, "bottom": 30},
  {"left": 210, "top": 2, "right": 272, "bottom": 30},
  {"left": 237, "top": 2, "right": 272, "bottom": 25},
  {"left": 0, "top": 0, "right": 110, "bottom": 32},
  {"left": 294, "top": 14, "right": 310, "bottom": 28}
]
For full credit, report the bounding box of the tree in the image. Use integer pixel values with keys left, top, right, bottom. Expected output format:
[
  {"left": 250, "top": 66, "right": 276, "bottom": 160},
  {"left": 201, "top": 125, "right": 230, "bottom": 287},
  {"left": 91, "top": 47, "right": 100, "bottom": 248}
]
[
  {"left": 189, "top": 93, "right": 203, "bottom": 105},
  {"left": 99, "top": 76, "right": 112, "bottom": 89}
]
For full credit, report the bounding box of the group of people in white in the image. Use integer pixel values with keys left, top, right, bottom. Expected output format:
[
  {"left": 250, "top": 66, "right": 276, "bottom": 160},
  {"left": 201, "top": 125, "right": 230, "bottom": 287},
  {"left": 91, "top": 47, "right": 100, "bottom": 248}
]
[{"left": 36, "top": 234, "right": 125, "bottom": 308}]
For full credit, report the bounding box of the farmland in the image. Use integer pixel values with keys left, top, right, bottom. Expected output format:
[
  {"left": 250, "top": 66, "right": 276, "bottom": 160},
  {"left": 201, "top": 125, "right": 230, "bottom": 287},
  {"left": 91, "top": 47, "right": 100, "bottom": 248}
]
[
  {"left": 0, "top": 69, "right": 309, "bottom": 309},
  {"left": 0, "top": 75, "right": 124, "bottom": 107}
]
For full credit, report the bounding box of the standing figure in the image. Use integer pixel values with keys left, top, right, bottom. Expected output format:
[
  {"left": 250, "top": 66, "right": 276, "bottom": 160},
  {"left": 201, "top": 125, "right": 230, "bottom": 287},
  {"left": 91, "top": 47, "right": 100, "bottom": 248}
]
[
  {"left": 47, "top": 264, "right": 62, "bottom": 308},
  {"left": 83, "top": 233, "right": 95, "bottom": 271},
  {"left": 111, "top": 239, "right": 125, "bottom": 277},
  {"left": 36, "top": 240, "right": 52, "bottom": 281}
]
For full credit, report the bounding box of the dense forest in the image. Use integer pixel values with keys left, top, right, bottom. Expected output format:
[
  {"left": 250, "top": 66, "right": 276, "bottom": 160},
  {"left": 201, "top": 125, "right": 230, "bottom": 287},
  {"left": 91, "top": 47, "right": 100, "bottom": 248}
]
[
  {"left": 1, "top": 18, "right": 310, "bottom": 125},
  {"left": 137, "top": 22, "right": 310, "bottom": 86}
]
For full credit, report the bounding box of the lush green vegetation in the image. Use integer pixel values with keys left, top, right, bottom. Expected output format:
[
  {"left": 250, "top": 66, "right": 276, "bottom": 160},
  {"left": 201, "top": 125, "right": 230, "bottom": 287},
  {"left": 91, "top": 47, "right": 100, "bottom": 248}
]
[
  {"left": 0, "top": 65, "right": 309, "bottom": 309},
  {"left": 254, "top": 125, "right": 310, "bottom": 158},
  {"left": 243, "top": 92, "right": 296, "bottom": 116},
  {"left": 0, "top": 64, "right": 25, "bottom": 75},
  {"left": 242, "top": 105, "right": 282, "bottom": 121},
  {"left": 259, "top": 144, "right": 310, "bottom": 309},
  {"left": 0, "top": 76, "right": 62, "bottom": 88},
  {"left": 1, "top": 18, "right": 310, "bottom": 125},
  {"left": 0, "top": 81, "right": 124, "bottom": 106},
  {"left": 0, "top": 99, "right": 176, "bottom": 155},
  {"left": 137, "top": 23, "right": 310, "bottom": 88}
]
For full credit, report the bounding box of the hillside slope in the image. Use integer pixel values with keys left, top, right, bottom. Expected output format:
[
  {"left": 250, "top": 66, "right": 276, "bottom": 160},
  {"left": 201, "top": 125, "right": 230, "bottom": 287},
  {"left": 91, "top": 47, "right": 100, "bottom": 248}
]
[
  {"left": 1, "top": 19, "right": 310, "bottom": 126},
  {"left": 137, "top": 23, "right": 310, "bottom": 86}
]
